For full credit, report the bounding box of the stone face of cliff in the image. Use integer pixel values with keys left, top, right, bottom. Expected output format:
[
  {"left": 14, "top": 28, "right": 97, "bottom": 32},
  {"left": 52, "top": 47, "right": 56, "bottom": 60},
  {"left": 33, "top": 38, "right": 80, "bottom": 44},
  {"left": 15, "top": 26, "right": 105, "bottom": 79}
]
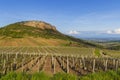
[{"left": 21, "top": 21, "right": 57, "bottom": 31}]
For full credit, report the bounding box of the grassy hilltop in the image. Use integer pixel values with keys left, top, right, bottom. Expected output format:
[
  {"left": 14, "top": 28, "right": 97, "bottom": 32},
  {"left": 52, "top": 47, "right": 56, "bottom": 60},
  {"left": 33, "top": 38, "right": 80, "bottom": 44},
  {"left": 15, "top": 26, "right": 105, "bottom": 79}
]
[{"left": 0, "top": 21, "right": 100, "bottom": 47}]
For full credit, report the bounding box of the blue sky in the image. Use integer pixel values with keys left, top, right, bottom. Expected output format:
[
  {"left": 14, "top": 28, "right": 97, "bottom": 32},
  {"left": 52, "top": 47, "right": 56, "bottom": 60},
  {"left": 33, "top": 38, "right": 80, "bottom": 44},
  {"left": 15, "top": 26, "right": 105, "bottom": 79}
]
[{"left": 0, "top": 0, "right": 120, "bottom": 38}]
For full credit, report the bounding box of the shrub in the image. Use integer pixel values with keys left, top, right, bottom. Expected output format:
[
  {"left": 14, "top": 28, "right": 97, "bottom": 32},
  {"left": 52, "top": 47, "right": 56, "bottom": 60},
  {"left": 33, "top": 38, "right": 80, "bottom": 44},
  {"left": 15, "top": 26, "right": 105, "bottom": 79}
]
[
  {"left": 79, "top": 70, "right": 120, "bottom": 80},
  {"left": 0, "top": 72, "right": 30, "bottom": 80},
  {"left": 51, "top": 72, "right": 77, "bottom": 80},
  {"left": 31, "top": 72, "right": 50, "bottom": 80}
]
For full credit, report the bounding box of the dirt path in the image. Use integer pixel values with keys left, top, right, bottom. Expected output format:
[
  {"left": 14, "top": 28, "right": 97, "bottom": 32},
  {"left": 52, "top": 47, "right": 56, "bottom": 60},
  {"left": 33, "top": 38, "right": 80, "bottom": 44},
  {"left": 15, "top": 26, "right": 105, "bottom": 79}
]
[
  {"left": 27, "top": 57, "right": 42, "bottom": 73},
  {"left": 16, "top": 57, "right": 39, "bottom": 72},
  {"left": 42, "top": 56, "right": 53, "bottom": 75},
  {"left": 53, "top": 57, "right": 64, "bottom": 74}
]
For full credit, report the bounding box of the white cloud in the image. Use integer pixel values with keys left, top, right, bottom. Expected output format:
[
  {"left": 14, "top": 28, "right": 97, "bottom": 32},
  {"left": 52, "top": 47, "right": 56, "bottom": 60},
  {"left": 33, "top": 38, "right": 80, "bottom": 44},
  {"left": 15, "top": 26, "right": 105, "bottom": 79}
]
[
  {"left": 68, "top": 30, "right": 80, "bottom": 35},
  {"left": 114, "top": 28, "right": 120, "bottom": 34},
  {"left": 106, "top": 30, "right": 113, "bottom": 34},
  {"left": 67, "top": 28, "right": 120, "bottom": 35},
  {"left": 106, "top": 28, "right": 120, "bottom": 34}
]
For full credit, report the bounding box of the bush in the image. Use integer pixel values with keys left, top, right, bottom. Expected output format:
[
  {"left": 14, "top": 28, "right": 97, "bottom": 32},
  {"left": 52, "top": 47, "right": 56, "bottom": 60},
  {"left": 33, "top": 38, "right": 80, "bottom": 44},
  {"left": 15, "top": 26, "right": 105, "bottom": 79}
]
[
  {"left": 94, "top": 49, "right": 101, "bottom": 57},
  {"left": 0, "top": 70, "right": 120, "bottom": 80},
  {"left": 79, "top": 70, "right": 120, "bottom": 80},
  {"left": 31, "top": 72, "right": 50, "bottom": 80},
  {"left": 0, "top": 72, "right": 30, "bottom": 80},
  {"left": 0, "top": 72, "right": 17, "bottom": 80},
  {"left": 51, "top": 72, "right": 77, "bottom": 80}
]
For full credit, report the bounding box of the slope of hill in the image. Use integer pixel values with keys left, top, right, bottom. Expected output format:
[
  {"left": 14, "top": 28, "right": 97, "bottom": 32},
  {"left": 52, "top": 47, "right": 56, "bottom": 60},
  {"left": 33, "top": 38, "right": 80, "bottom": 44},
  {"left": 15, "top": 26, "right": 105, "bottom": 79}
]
[
  {"left": 0, "top": 21, "right": 66, "bottom": 39},
  {"left": 0, "top": 21, "right": 100, "bottom": 47}
]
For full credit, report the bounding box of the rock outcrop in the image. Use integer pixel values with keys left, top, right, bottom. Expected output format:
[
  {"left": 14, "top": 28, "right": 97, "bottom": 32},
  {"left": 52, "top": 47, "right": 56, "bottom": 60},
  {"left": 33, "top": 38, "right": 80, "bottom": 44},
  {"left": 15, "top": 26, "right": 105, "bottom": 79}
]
[{"left": 21, "top": 21, "right": 57, "bottom": 31}]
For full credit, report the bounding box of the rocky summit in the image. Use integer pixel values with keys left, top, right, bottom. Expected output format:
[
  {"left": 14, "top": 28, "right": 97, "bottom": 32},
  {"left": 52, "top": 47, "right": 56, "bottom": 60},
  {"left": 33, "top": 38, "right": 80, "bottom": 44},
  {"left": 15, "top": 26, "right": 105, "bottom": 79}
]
[{"left": 20, "top": 21, "right": 57, "bottom": 31}]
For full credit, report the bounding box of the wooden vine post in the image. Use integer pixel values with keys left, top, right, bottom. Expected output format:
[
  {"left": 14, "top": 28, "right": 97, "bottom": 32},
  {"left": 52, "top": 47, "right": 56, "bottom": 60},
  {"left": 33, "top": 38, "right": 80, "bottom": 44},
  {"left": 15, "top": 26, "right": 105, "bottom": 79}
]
[
  {"left": 51, "top": 55, "right": 56, "bottom": 74},
  {"left": 42, "top": 55, "right": 44, "bottom": 72},
  {"left": 13, "top": 58, "right": 16, "bottom": 71},
  {"left": 60, "top": 56, "right": 63, "bottom": 67},
  {"left": 53, "top": 56, "right": 56, "bottom": 74},
  {"left": 92, "top": 58, "right": 96, "bottom": 73},
  {"left": 113, "top": 59, "right": 115, "bottom": 69},
  {"left": 7, "top": 53, "right": 9, "bottom": 61},
  {"left": 3, "top": 59, "right": 6, "bottom": 74},
  {"left": 115, "top": 59, "right": 118, "bottom": 72},
  {"left": 79, "top": 59, "right": 82, "bottom": 68},
  {"left": 3, "top": 59, "right": 6, "bottom": 69},
  {"left": 72, "top": 57, "right": 75, "bottom": 68},
  {"left": 67, "top": 56, "right": 69, "bottom": 73},
  {"left": 38, "top": 56, "right": 40, "bottom": 72},
  {"left": 22, "top": 58, "right": 24, "bottom": 72},
  {"left": 62, "top": 57, "right": 64, "bottom": 69},
  {"left": 16, "top": 53, "right": 18, "bottom": 59},
  {"left": 51, "top": 55, "right": 54, "bottom": 67},
  {"left": 82, "top": 56, "right": 86, "bottom": 70},
  {"left": 2, "top": 52, "right": 3, "bottom": 60},
  {"left": 10, "top": 63, "right": 13, "bottom": 72},
  {"left": 105, "top": 59, "right": 108, "bottom": 71}
]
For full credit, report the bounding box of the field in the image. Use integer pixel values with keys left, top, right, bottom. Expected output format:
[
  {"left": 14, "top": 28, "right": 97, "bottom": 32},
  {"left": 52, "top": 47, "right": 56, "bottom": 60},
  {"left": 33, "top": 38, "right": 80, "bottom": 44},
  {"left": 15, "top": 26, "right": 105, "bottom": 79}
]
[
  {"left": 0, "top": 37, "right": 70, "bottom": 46},
  {"left": 0, "top": 46, "right": 120, "bottom": 79},
  {"left": 103, "top": 49, "right": 120, "bottom": 58}
]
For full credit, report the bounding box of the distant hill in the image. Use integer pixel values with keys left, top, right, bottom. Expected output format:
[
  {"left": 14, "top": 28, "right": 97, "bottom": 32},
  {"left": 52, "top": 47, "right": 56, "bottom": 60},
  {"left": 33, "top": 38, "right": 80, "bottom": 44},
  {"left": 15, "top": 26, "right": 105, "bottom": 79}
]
[{"left": 0, "top": 21, "right": 100, "bottom": 47}]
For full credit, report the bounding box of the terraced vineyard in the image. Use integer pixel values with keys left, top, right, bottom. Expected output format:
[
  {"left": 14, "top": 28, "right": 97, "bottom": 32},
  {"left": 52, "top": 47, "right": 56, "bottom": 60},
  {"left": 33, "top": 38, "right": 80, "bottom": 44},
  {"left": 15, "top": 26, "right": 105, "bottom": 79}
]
[
  {"left": 0, "top": 47, "right": 120, "bottom": 76},
  {"left": 103, "top": 49, "right": 120, "bottom": 58}
]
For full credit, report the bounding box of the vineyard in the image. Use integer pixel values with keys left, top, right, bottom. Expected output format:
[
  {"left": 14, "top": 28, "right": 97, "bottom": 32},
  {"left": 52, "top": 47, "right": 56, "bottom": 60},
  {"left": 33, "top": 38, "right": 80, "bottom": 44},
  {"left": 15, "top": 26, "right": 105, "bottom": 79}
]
[{"left": 0, "top": 46, "right": 120, "bottom": 77}]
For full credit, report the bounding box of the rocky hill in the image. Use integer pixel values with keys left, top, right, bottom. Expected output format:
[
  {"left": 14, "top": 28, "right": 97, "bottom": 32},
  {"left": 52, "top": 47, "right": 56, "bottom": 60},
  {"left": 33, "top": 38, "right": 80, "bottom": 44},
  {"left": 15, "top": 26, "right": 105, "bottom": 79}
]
[
  {"left": 21, "top": 21, "right": 57, "bottom": 31},
  {"left": 0, "top": 21, "right": 100, "bottom": 47}
]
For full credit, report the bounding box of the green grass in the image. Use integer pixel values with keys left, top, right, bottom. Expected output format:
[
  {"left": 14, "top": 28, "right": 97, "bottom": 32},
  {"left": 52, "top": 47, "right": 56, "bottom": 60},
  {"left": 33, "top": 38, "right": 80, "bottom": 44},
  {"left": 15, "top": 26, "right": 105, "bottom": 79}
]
[
  {"left": 108, "top": 45, "right": 120, "bottom": 50},
  {"left": 103, "top": 49, "right": 120, "bottom": 58},
  {"left": 31, "top": 72, "right": 50, "bottom": 80},
  {"left": 80, "top": 70, "right": 120, "bottom": 80},
  {"left": 0, "top": 72, "right": 50, "bottom": 80},
  {"left": 0, "top": 70, "right": 120, "bottom": 80},
  {"left": 0, "top": 72, "right": 30, "bottom": 80},
  {"left": 94, "top": 49, "right": 101, "bottom": 57},
  {"left": 51, "top": 72, "right": 77, "bottom": 80}
]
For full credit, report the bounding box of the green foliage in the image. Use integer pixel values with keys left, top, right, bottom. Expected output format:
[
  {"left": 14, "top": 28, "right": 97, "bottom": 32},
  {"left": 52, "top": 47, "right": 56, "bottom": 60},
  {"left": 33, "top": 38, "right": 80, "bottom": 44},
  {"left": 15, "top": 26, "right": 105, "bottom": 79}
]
[
  {"left": 0, "top": 72, "right": 17, "bottom": 80},
  {"left": 0, "top": 72, "right": 30, "bottom": 80},
  {"left": 0, "top": 72, "right": 50, "bottom": 80},
  {"left": 80, "top": 70, "right": 120, "bottom": 80},
  {"left": 31, "top": 72, "right": 50, "bottom": 80},
  {"left": 108, "top": 45, "right": 120, "bottom": 50},
  {"left": 15, "top": 72, "right": 30, "bottom": 80},
  {"left": 0, "top": 70, "right": 120, "bottom": 80},
  {"left": 51, "top": 72, "right": 77, "bottom": 80},
  {"left": 94, "top": 49, "right": 101, "bottom": 57}
]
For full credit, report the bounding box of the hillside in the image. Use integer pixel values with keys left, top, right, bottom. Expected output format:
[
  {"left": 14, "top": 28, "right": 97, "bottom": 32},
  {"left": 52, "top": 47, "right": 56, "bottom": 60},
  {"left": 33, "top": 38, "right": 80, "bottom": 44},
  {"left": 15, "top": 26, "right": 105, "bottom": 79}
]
[
  {"left": 0, "top": 21, "right": 99, "bottom": 47},
  {"left": 0, "top": 21, "right": 66, "bottom": 39}
]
